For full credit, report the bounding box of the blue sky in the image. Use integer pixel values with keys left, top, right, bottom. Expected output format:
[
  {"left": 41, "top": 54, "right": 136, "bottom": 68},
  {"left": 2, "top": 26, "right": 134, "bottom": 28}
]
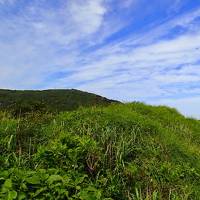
[{"left": 0, "top": 0, "right": 200, "bottom": 118}]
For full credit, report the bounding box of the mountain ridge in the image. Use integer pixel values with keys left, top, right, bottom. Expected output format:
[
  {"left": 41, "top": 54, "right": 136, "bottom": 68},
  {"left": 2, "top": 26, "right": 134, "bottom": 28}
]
[{"left": 0, "top": 89, "right": 119, "bottom": 115}]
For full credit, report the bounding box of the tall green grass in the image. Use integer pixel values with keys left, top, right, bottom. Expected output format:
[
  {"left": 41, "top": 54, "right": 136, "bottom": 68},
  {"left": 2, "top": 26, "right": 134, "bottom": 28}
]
[{"left": 0, "top": 103, "right": 200, "bottom": 199}]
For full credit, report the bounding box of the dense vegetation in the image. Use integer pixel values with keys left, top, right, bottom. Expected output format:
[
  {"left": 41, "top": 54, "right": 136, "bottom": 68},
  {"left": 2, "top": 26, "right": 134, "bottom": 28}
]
[
  {"left": 0, "top": 100, "right": 200, "bottom": 199},
  {"left": 0, "top": 89, "right": 117, "bottom": 116}
]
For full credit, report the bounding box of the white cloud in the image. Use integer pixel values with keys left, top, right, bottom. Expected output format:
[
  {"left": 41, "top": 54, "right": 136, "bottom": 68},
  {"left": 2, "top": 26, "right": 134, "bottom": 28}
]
[
  {"left": 0, "top": 1, "right": 200, "bottom": 118},
  {"left": 68, "top": 0, "right": 106, "bottom": 35},
  {"left": 47, "top": 7, "right": 200, "bottom": 120},
  {"left": 60, "top": 29, "right": 200, "bottom": 86},
  {"left": 0, "top": 0, "right": 109, "bottom": 88}
]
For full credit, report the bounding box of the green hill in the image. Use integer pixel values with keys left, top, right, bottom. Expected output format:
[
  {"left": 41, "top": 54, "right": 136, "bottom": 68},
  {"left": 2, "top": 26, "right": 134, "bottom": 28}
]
[
  {"left": 0, "top": 98, "right": 200, "bottom": 199},
  {"left": 0, "top": 89, "right": 118, "bottom": 116}
]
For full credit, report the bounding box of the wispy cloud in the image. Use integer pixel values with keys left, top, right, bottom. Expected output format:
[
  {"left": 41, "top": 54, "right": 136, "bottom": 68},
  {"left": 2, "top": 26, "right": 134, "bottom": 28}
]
[
  {"left": 68, "top": 0, "right": 106, "bottom": 35},
  {"left": 56, "top": 8, "right": 200, "bottom": 96},
  {"left": 0, "top": 0, "right": 200, "bottom": 118}
]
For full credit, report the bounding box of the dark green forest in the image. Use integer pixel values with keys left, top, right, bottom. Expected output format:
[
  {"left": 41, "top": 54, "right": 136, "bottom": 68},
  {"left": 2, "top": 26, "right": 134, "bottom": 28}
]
[
  {"left": 0, "top": 90, "right": 200, "bottom": 199},
  {"left": 0, "top": 89, "right": 117, "bottom": 116}
]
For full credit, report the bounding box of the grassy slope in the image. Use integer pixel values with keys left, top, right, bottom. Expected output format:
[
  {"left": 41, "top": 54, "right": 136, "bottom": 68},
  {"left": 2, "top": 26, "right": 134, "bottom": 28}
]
[{"left": 0, "top": 103, "right": 200, "bottom": 199}]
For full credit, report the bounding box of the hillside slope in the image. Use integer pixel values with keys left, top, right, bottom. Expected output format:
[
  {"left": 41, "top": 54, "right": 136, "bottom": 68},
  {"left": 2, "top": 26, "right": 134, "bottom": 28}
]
[
  {"left": 0, "top": 103, "right": 200, "bottom": 199},
  {"left": 0, "top": 89, "right": 118, "bottom": 115}
]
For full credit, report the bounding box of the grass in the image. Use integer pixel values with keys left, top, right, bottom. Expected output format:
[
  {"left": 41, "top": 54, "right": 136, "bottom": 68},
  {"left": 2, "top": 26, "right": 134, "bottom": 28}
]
[{"left": 0, "top": 102, "right": 200, "bottom": 199}]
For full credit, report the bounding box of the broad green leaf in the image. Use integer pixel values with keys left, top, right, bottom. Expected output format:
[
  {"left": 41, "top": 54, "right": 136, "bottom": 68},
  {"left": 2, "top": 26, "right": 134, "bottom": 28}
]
[
  {"left": 47, "top": 175, "right": 63, "bottom": 185},
  {"left": 20, "top": 183, "right": 27, "bottom": 190},
  {"left": 26, "top": 175, "right": 41, "bottom": 185},
  {"left": 3, "top": 179, "right": 12, "bottom": 189},
  {"left": 18, "top": 192, "right": 26, "bottom": 200},
  {"left": 79, "top": 187, "right": 102, "bottom": 200},
  {"left": 79, "top": 191, "right": 97, "bottom": 200},
  {"left": 2, "top": 179, "right": 12, "bottom": 193},
  {"left": 8, "top": 191, "right": 17, "bottom": 200}
]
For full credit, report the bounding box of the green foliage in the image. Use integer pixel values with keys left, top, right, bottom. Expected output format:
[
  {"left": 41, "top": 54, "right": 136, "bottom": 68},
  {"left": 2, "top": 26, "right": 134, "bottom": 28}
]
[
  {"left": 0, "top": 102, "right": 200, "bottom": 199},
  {"left": 0, "top": 89, "right": 117, "bottom": 117}
]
